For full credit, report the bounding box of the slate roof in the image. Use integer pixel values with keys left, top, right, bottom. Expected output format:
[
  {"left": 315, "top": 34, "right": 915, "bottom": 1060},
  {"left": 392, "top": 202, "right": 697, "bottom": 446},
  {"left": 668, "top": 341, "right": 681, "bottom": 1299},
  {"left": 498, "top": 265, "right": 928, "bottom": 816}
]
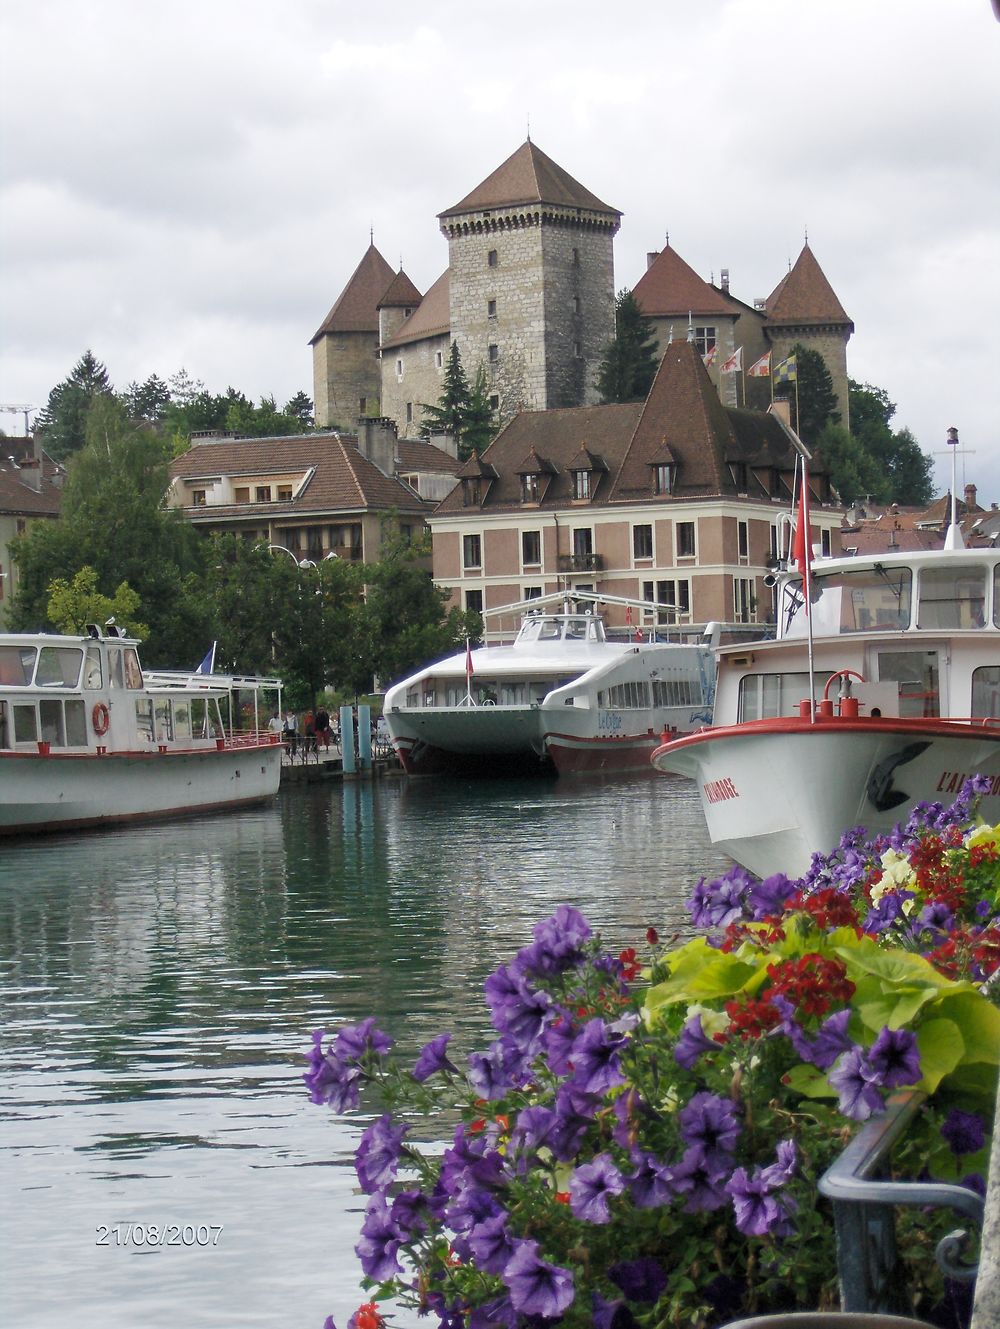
[
  {"left": 439, "top": 140, "right": 620, "bottom": 220},
  {"left": 169, "top": 433, "right": 429, "bottom": 518},
  {"left": 434, "top": 341, "right": 821, "bottom": 516},
  {"left": 766, "top": 244, "right": 853, "bottom": 329},
  {"left": 632, "top": 245, "right": 735, "bottom": 319},
  {"left": 380, "top": 270, "right": 450, "bottom": 350},
  {"left": 310, "top": 244, "right": 396, "bottom": 343}
]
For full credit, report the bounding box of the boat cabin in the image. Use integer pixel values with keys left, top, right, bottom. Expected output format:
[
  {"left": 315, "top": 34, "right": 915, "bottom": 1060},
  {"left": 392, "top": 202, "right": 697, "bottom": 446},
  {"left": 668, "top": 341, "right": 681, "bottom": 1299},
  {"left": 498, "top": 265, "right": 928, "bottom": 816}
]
[{"left": 514, "top": 613, "right": 607, "bottom": 645}]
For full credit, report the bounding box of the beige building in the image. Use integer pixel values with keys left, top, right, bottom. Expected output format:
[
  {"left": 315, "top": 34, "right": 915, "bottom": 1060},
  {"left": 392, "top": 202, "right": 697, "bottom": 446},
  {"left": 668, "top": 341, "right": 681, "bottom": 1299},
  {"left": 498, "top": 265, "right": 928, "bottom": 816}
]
[
  {"left": 0, "top": 436, "right": 64, "bottom": 625},
  {"left": 428, "top": 340, "right": 843, "bottom": 639}
]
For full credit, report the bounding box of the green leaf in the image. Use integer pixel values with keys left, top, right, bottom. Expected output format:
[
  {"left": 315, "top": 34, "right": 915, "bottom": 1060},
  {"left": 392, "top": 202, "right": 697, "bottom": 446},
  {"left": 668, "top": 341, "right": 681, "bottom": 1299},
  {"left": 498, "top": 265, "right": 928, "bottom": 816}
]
[
  {"left": 643, "top": 942, "right": 757, "bottom": 1013},
  {"left": 784, "top": 1063, "right": 836, "bottom": 1099},
  {"left": 915, "top": 1018, "right": 965, "bottom": 1094},
  {"left": 931, "top": 992, "right": 1000, "bottom": 1066}
]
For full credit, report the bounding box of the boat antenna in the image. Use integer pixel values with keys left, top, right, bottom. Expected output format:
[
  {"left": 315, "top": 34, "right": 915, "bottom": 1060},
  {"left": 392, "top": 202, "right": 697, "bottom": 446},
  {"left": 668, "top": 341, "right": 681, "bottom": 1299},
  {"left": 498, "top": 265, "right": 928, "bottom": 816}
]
[{"left": 943, "top": 427, "right": 966, "bottom": 550}]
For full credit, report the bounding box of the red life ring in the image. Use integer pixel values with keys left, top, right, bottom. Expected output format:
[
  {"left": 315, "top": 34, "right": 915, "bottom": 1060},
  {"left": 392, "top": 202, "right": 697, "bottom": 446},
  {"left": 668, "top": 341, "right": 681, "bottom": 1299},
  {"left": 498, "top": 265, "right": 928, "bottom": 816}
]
[{"left": 92, "top": 702, "right": 110, "bottom": 736}]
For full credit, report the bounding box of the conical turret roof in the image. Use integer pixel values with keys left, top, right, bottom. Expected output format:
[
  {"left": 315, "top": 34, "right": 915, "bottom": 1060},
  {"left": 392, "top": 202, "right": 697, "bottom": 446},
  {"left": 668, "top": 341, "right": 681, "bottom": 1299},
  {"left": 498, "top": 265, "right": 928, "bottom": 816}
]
[
  {"left": 766, "top": 244, "right": 853, "bottom": 328},
  {"left": 378, "top": 268, "right": 423, "bottom": 309},
  {"left": 439, "top": 140, "right": 619, "bottom": 219},
  {"left": 310, "top": 244, "right": 396, "bottom": 343}
]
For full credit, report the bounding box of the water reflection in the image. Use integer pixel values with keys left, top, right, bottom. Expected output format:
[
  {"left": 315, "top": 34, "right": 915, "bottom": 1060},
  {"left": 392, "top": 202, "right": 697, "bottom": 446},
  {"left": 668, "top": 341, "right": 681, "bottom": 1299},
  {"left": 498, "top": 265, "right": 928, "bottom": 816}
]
[{"left": 0, "top": 773, "right": 729, "bottom": 1328}]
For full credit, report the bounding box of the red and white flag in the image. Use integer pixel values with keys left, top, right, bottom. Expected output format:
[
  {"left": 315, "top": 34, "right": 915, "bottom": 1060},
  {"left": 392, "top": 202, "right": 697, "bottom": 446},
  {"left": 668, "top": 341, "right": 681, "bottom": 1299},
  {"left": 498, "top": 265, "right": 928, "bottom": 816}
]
[
  {"left": 465, "top": 639, "right": 475, "bottom": 679},
  {"left": 792, "top": 472, "right": 812, "bottom": 612},
  {"left": 747, "top": 352, "right": 771, "bottom": 378},
  {"left": 702, "top": 345, "right": 718, "bottom": 367},
  {"left": 720, "top": 347, "right": 743, "bottom": 374}
]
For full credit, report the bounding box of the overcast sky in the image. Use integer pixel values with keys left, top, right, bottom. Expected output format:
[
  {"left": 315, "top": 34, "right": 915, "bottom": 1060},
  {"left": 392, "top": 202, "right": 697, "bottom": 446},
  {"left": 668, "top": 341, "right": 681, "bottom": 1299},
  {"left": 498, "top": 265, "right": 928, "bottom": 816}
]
[{"left": 2, "top": 0, "right": 998, "bottom": 504}]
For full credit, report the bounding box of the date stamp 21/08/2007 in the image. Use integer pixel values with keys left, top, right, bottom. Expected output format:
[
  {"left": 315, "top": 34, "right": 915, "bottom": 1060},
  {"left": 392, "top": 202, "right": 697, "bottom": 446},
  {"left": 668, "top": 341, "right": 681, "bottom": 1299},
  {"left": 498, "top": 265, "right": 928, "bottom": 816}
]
[{"left": 96, "top": 1223, "right": 224, "bottom": 1248}]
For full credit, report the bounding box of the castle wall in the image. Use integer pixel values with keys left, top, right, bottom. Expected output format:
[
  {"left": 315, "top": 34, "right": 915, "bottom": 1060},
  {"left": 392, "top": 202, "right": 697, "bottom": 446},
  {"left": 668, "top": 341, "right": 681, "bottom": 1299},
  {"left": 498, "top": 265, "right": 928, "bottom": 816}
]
[
  {"left": 767, "top": 327, "right": 852, "bottom": 432},
  {"left": 313, "top": 332, "right": 381, "bottom": 429},
  {"left": 380, "top": 333, "right": 449, "bottom": 438}
]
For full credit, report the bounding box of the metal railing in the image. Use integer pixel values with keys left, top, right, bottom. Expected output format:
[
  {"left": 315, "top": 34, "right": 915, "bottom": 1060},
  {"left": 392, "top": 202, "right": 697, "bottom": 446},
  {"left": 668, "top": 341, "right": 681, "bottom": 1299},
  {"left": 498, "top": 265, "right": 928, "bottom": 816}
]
[{"left": 818, "top": 1091, "right": 984, "bottom": 1315}]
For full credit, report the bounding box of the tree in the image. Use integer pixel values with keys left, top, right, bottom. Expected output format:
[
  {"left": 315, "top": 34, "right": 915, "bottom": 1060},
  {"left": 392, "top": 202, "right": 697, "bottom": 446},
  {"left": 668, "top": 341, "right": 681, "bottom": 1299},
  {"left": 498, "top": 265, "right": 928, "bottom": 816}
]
[
  {"left": 34, "top": 350, "right": 114, "bottom": 461},
  {"left": 595, "top": 290, "right": 659, "bottom": 404},
  {"left": 121, "top": 374, "right": 171, "bottom": 425},
  {"left": 814, "top": 423, "right": 884, "bottom": 506},
  {"left": 46, "top": 566, "right": 148, "bottom": 639},
  {"left": 421, "top": 343, "right": 471, "bottom": 441},
  {"left": 284, "top": 391, "right": 315, "bottom": 430},
  {"left": 270, "top": 555, "right": 365, "bottom": 704},
  {"left": 462, "top": 365, "right": 496, "bottom": 456},
  {"left": 780, "top": 343, "right": 839, "bottom": 447},
  {"left": 849, "top": 381, "right": 933, "bottom": 505}
]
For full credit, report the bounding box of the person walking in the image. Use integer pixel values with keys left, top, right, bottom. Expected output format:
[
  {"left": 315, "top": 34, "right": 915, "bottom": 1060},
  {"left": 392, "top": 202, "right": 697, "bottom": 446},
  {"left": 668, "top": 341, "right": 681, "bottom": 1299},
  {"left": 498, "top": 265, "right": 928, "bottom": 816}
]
[{"left": 315, "top": 706, "right": 331, "bottom": 751}]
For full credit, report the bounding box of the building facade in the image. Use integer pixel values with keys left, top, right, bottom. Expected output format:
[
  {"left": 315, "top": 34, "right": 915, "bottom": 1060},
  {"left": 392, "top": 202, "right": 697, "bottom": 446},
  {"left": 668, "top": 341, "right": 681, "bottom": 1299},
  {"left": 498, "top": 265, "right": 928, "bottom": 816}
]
[{"left": 0, "top": 436, "right": 64, "bottom": 625}]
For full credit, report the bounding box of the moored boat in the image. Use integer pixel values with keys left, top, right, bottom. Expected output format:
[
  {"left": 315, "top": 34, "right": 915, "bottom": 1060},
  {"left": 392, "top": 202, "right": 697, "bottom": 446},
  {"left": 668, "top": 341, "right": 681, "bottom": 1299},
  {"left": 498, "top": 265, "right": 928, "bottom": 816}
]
[
  {"left": 383, "top": 592, "right": 717, "bottom": 777},
  {"left": 0, "top": 625, "right": 283, "bottom": 836},
  {"left": 652, "top": 465, "right": 1000, "bottom": 877}
]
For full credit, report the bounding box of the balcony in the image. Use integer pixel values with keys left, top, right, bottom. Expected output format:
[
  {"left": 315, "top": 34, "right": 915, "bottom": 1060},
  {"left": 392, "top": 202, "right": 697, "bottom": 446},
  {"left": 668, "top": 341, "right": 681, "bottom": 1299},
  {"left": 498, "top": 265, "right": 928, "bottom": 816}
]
[{"left": 557, "top": 552, "right": 604, "bottom": 574}]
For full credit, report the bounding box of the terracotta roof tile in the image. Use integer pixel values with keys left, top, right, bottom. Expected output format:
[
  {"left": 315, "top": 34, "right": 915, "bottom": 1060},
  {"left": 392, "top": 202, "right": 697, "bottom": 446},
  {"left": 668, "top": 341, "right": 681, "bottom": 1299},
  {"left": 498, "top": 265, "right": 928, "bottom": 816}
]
[
  {"left": 310, "top": 244, "right": 396, "bottom": 343},
  {"left": 381, "top": 270, "right": 450, "bottom": 349},
  {"left": 439, "top": 140, "right": 619, "bottom": 219},
  {"left": 765, "top": 244, "right": 853, "bottom": 328},
  {"left": 632, "top": 246, "right": 734, "bottom": 319},
  {"left": 396, "top": 437, "right": 460, "bottom": 475},
  {"left": 378, "top": 269, "right": 423, "bottom": 309}
]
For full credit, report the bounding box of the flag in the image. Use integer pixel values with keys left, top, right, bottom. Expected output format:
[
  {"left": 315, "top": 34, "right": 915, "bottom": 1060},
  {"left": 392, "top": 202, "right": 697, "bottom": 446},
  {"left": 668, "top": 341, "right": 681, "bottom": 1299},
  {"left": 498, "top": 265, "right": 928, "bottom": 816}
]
[
  {"left": 774, "top": 353, "right": 798, "bottom": 383},
  {"left": 792, "top": 473, "right": 811, "bottom": 603},
  {"left": 195, "top": 642, "right": 217, "bottom": 675},
  {"left": 465, "top": 639, "right": 474, "bottom": 680},
  {"left": 720, "top": 347, "right": 743, "bottom": 373},
  {"left": 747, "top": 352, "right": 771, "bottom": 378},
  {"left": 702, "top": 344, "right": 717, "bottom": 367}
]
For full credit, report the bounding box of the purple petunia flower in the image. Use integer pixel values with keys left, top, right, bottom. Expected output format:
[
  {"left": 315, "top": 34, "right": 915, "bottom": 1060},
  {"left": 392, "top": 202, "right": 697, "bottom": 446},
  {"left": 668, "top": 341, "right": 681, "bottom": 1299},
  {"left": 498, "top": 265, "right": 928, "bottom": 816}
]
[
  {"left": 726, "top": 1165, "right": 790, "bottom": 1237},
  {"left": 569, "top": 1152, "right": 625, "bottom": 1224},
  {"left": 514, "top": 905, "right": 593, "bottom": 978},
  {"left": 389, "top": 1188, "right": 430, "bottom": 1238},
  {"left": 829, "top": 1046, "right": 884, "bottom": 1121},
  {"left": 510, "top": 1105, "right": 557, "bottom": 1158},
  {"left": 678, "top": 1091, "right": 741, "bottom": 1167},
  {"left": 749, "top": 872, "right": 796, "bottom": 919},
  {"left": 942, "top": 1109, "right": 986, "bottom": 1158},
  {"left": 502, "top": 1238, "right": 575, "bottom": 1317},
  {"left": 303, "top": 1030, "right": 362, "bottom": 1112},
  {"left": 445, "top": 1182, "right": 503, "bottom": 1234},
  {"left": 868, "top": 1026, "right": 921, "bottom": 1089},
  {"left": 541, "top": 1012, "right": 579, "bottom": 1075},
  {"left": 809, "top": 1008, "right": 855, "bottom": 1070},
  {"left": 547, "top": 1083, "right": 600, "bottom": 1161},
  {"left": 466, "top": 1210, "right": 516, "bottom": 1275},
  {"left": 333, "top": 1017, "right": 392, "bottom": 1063},
  {"left": 608, "top": 1255, "right": 668, "bottom": 1303},
  {"left": 468, "top": 1297, "right": 517, "bottom": 1329},
  {"left": 592, "top": 1292, "right": 639, "bottom": 1329},
  {"left": 569, "top": 1017, "right": 628, "bottom": 1095},
  {"left": 483, "top": 965, "right": 553, "bottom": 1050},
  {"left": 355, "top": 1113, "right": 408, "bottom": 1194},
  {"left": 354, "top": 1191, "right": 403, "bottom": 1280},
  {"left": 686, "top": 866, "right": 753, "bottom": 929},
  {"left": 674, "top": 1014, "right": 718, "bottom": 1069},
  {"left": 467, "top": 1036, "right": 528, "bottom": 1100},
  {"left": 664, "top": 1144, "right": 730, "bottom": 1212},
  {"left": 412, "top": 1032, "right": 458, "bottom": 1082},
  {"left": 627, "top": 1149, "right": 673, "bottom": 1209}
]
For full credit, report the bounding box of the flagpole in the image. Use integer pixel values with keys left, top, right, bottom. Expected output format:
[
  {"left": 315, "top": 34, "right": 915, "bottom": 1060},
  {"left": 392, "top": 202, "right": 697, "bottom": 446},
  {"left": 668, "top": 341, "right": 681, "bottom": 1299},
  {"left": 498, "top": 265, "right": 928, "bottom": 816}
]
[{"left": 797, "top": 457, "right": 816, "bottom": 724}]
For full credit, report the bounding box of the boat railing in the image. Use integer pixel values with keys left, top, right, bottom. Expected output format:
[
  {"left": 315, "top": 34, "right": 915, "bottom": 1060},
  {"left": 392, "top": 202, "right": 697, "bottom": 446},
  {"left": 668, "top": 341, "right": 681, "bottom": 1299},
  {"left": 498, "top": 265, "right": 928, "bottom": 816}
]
[{"left": 225, "top": 730, "right": 282, "bottom": 749}]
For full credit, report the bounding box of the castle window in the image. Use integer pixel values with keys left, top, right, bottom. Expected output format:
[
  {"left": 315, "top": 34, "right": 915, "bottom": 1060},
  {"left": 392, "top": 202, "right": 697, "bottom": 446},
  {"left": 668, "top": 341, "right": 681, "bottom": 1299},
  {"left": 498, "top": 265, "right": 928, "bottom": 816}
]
[
  {"left": 676, "top": 521, "right": 696, "bottom": 558},
  {"left": 435, "top": 351, "right": 443, "bottom": 369},
  {"left": 487, "top": 300, "right": 497, "bottom": 319},
  {"left": 463, "top": 534, "right": 482, "bottom": 570},
  {"left": 489, "top": 394, "right": 499, "bottom": 410},
  {"left": 487, "top": 250, "right": 498, "bottom": 268},
  {"left": 572, "top": 248, "right": 580, "bottom": 266},
  {"left": 633, "top": 524, "right": 653, "bottom": 560},
  {"left": 522, "top": 530, "right": 541, "bottom": 566},
  {"left": 694, "top": 326, "right": 716, "bottom": 357},
  {"left": 406, "top": 402, "right": 413, "bottom": 424},
  {"left": 573, "top": 296, "right": 581, "bottom": 315},
  {"left": 488, "top": 344, "right": 499, "bottom": 363},
  {"left": 521, "top": 473, "right": 540, "bottom": 503},
  {"left": 822, "top": 528, "right": 832, "bottom": 557},
  {"left": 359, "top": 397, "right": 367, "bottom": 414},
  {"left": 573, "top": 342, "right": 582, "bottom": 359},
  {"left": 234, "top": 486, "right": 250, "bottom": 503},
  {"left": 573, "top": 470, "right": 591, "bottom": 501},
  {"left": 255, "top": 486, "right": 272, "bottom": 503},
  {"left": 396, "top": 358, "right": 403, "bottom": 379}
]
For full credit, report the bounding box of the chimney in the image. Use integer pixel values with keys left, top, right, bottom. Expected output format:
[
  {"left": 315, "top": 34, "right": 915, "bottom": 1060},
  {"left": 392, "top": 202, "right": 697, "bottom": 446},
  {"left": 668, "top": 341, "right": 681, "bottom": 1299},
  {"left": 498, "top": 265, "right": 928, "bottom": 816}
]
[
  {"left": 356, "top": 416, "right": 398, "bottom": 479},
  {"left": 964, "top": 482, "right": 977, "bottom": 510},
  {"left": 646, "top": 252, "right": 659, "bottom": 270},
  {"left": 429, "top": 431, "right": 458, "bottom": 460},
  {"left": 720, "top": 268, "right": 730, "bottom": 293}
]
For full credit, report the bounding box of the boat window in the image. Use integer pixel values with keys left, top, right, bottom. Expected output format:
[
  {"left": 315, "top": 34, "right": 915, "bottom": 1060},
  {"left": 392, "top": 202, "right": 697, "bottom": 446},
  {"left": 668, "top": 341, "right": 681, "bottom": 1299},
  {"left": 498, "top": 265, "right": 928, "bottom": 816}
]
[
  {"left": 124, "top": 649, "right": 143, "bottom": 689},
  {"left": 83, "top": 647, "right": 103, "bottom": 689},
  {"left": 995, "top": 564, "right": 1000, "bottom": 628},
  {"left": 652, "top": 677, "right": 702, "bottom": 707},
  {"left": 972, "top": 666, "right": 1000, "bottom": 720},
  {"left": 0, "top": 646, "right": 35, "bottom": 686},
  {"left": 539, "top": 619, "right": 563, "bottom": 640},
  {"left": 134, "top": 697, "right": 155, "bottom": 741},
  {"left": 35, "top": 646, "right": 83, "bottom": 688},
  {"left": 738, "top": 672, "right": 812, "bottom": 720},
  {"left": 173, "top": 702, "right": 193, "bottom": 741},
  {"left": 917, "top": 565, "right": 987, "bottom": 629},
  {"left": 0, "top": 701, "right": 7, "bottom": 748},
  {"left": 517, "top": 619, "right": 541, "bottom": 643},
  {"left": 39, "top": 698, "right": 65, "bottom": 746},
  {"left": 876, "top": 650, "right": 940, "bottom": 718},
  {"left": 155, "top": 699, "right": 174, "bottom": 743},
  {"left": 190, "top": 697, "right": 211, "bottom": 737},
  {"left": 65, "top": 699, "right": 87, "bottom": 745},
  {"left": 108, "top": 650, "right": 125, "bottom": 689},
  {"left": 565, "top": 618, "right": 589, "bottom": 640},
  {"left": 13, "top": 704, "right": 38, "bottom": 743},
  {"left": 781, "top": 567, "right": 911, "bottom": 636}
]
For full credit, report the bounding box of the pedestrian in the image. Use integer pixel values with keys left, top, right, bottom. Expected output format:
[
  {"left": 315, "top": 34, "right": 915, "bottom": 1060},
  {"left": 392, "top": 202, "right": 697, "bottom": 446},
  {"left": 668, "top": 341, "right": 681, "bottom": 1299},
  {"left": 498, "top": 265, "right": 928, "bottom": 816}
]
[
  {"left": 282, "top": 711, "right": 298, "bottom": 757},
  {"left": 315, "top": 706, "right": 330, "bottom": 751},
  {"left": 303, "top": 710, "right": 316, "bottom": 757}
]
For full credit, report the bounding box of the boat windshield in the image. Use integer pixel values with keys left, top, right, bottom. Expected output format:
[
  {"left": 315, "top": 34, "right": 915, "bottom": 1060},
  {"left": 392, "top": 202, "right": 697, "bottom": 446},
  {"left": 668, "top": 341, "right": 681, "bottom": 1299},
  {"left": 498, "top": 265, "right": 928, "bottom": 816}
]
[
  {"left": 0, "top": 645, "right": 36, "bottom": 686},
  {"left": 781, "top": 566, "right": 912, "bottom": 637},
  {"left": 516, "top": 615, "right": 599, "bottom": 644}
]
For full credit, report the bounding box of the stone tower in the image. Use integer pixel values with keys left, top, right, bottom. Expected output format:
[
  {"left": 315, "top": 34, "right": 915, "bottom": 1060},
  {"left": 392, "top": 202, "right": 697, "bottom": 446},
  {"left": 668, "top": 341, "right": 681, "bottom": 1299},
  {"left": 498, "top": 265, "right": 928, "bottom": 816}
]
[
  {"left": 764, "top": 243, "right": 854, "bottom": 430},
  {"left": 310, "top": 244, "right": 395, "bottom": 428},
  {"left": 438, "top": 140, "right": 621, "bottom": 415}
]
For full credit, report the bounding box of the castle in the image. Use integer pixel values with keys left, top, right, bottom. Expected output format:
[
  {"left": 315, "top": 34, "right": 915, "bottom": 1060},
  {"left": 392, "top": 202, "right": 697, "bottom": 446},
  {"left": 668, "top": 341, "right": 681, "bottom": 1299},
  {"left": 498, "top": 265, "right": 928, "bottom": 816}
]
[{"left": 310, "top": 139, "right": 854, "bottom": 442}]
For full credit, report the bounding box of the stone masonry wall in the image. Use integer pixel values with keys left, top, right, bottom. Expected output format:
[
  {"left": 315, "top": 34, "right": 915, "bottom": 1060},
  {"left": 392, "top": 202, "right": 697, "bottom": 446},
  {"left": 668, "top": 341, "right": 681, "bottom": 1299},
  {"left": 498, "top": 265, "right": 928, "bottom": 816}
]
[
  {"left": 313, "top": 332, "right": 381, "bottom": 429},
  {"left": 768, "top": 326, "right": 852, "bottom": 433},
  {"left": 380, "top": 333, "right": 449, "bottom": 438}
]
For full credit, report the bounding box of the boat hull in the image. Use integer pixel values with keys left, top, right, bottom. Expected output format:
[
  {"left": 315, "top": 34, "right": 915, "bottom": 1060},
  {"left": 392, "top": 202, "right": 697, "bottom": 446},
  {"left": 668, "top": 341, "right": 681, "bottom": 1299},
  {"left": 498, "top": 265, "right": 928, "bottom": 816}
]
[
  {"left": 388, "top": 706, "right": 550, "bottom": 776},
  {"left": 0, "top": 743, "right": 282, "bottom": 836},
  {"left": 652, "top": 717, "right": 1000, "bottom": 878}
]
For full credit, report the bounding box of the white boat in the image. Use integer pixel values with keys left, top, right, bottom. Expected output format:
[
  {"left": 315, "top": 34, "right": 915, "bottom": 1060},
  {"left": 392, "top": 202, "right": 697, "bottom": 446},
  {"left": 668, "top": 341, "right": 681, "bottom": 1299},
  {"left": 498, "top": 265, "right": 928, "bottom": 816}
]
[
  {"left": 0, "top": 625, "right": 283, "bottom": 836},
  {"left": 651, "top": 481, "right": 1000, "bottom": 877},
  {"left": 383, "top": 592, "right": 717, "bottom": 777}
]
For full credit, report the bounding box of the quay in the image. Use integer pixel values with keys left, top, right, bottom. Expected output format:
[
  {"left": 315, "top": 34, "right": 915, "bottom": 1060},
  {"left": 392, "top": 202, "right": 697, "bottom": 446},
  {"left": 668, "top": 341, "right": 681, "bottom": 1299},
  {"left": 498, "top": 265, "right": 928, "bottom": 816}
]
[{"left": 278, "top": 701, "right": 400, "bottom": 785}]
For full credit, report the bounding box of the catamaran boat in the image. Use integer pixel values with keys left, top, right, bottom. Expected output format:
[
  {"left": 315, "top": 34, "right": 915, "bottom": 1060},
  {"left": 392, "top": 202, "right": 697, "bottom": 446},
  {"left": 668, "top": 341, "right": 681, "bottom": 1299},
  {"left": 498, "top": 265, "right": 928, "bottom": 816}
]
[
  {"left": 652, "top": 481, "right": 1000, "bottom": 877},
  {"left": 383, "top": 592, "right": 718, "bottom": 777},
  {"left": 0, "top": 625, "right": 283, "bottom": 836}
]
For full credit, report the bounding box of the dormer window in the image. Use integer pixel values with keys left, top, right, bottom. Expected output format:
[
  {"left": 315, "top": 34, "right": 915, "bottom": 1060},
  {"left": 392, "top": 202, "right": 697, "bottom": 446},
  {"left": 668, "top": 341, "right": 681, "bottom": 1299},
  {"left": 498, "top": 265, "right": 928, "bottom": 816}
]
[
  {"left": 573, "top": 470, "right": 591, "bottom": 501},
  {"left": 729, "top": 461, "right": 748, "bottom": 491},
  {"left": 653, "top": 463, "right": 675, "bottom": 495},
  {"left": 770, "top": 468, "right": 783, "bottom": 498},
  {"left": 462, "top": 477, "right": 482, "bottom": 507},
  {"left": 191, "top": 489, "right": 207, "bottom": 506},
  {"left": 521, "top": 473, "right": 540, "bottom": 503}
]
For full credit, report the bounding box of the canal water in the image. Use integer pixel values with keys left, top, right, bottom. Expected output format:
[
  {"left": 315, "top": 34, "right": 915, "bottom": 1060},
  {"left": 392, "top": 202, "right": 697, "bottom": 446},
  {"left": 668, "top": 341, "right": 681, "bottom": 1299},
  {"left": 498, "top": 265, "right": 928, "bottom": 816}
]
[{"left": 0, "top": 773, "right": 731, "bottom": 1329}]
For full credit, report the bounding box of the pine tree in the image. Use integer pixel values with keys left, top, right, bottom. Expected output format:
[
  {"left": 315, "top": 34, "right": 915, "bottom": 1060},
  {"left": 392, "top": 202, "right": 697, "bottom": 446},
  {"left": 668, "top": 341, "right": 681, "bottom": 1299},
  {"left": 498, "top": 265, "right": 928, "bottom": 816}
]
[
  {"left": 461, "top": 365, "right": 496, "bottom": 457},
  {"left": 35, "top": 350, "right": 114, "bottom": 460},
  {"left": 595, "top": 290, "right": 659, "bottom": 404},
  {"left": 421, "top": 343, "right": 471, "bottom": 439},
  {"left": 782, "top": 343, "right": 839, "bottom": 446}
]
